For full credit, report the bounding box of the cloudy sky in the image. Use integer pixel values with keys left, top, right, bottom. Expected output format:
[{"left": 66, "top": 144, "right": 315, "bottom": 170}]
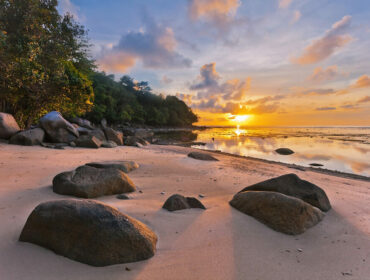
[{"left": 59, "top": 0, "right": 370, "bottom": 126}]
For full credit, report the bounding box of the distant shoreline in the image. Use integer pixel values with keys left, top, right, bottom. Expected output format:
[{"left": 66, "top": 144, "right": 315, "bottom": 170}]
[{"left": 200, "top": 148, "right": 370, "bottom": 182}]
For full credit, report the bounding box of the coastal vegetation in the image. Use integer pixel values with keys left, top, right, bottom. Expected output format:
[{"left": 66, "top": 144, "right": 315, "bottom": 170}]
[{"left": 0, "top": 0, "right": 197, "bottom": 128}]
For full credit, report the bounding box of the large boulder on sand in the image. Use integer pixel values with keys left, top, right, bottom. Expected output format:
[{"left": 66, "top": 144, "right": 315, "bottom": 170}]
[
  {"left": 188, "top": 151, "right": 218, "bottom": 161},
  {"left": 238, "top": 173, "right": 331, "bottom": 212},
  {"left": 75, "top": 135, "right": 102, "bottom": 149},
  {"left": 230, "top": 191, "right": 324, "bottom": 235},
  {"left": 0, "top": 112, "right": 20, "bottom": 139},
  {"left": 9, "top": 128, "right": 44, "bottom": 146},
  {"left": 163, "top": 194, "right": 206, "bottom": 211},
  {"left": 53, "top": 165, "right": 136, "bottom": 198},
  {"left": 103, "top": 127, "right": 123, "bottom": 145},
  {"left": 19, "top": 199, "right": 157, "bottom": 266},
  {"left": 85, "top": 161, "right": 139, "bottom": 173},
  {"left": 39, "top": 111, "right": 79, "bottom": 143}
]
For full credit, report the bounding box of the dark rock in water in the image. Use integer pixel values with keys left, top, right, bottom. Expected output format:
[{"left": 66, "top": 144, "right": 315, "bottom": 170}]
[
  {"left": 117, "top": 194, "right": 130, "bottom": 200},
  {"left": 53, "top": 165, "right": 136, "bottom": 198},
  {"left": 9, "top": 128, "right": 44, "bottom": 146},
  {"left": 229, "top": 191, "right": 324, "bottom": 235},
  {"left": 310, "top": 163, "right": 324, "bottom": 167},
  {"left": 188, "top": 152, "right": 218, "bottom": 161},
  {"left": 0, "top": 112, "right": 20, "bottom": 139},
  {"left": 39, "top": 111, "right": 79, "bottom": 143},
  {"left": 103, "top": 127, "right": 123, "bottom": 145},
  {"left": 162, "top": 194, "right": 206, "bottom": 211},
  {"left": 124, "top": 136, "right": 149, "bottom": 147},
  {"left": 75, "top": 135, "right": 102, "bottom": 149},
  {"left": 238, "top": 173, "right": 331, "bottom": 212},
  {"left": 86, "top": 161, "right": 139, "bottom": 173},
  {"left": 101, "top": 140, "right": 118, "bottom": 148},
  {"left": 19, "top": 199, "right": 157, "bottom": 266},
  {"left": 70, "top": 117, "right": 94, "bottom": 130},
  {"left": 275, "top": 148, "right": 294, "bottom": 155}
]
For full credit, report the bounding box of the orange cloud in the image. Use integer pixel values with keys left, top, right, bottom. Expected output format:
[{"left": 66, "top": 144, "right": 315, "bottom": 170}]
[
  {"left": 292, "top": 15, "right": 352, "bottom": 64},
  {"left": 189, "top": 0, "right": 240, "bottom": 20},
  {"left": 98, "top": 51, "right": 136, "bottom": 72},
  {"left": 308, "top": 65, "right": 339, "bottom": 83},
  {"left": 352, "top": 75, "right": 370, "bottom": 88},
  {"left": 358, "top": 96, "right": 370, "bottom": 103}
]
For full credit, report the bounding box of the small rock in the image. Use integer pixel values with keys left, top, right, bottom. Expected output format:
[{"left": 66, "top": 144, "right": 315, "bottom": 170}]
[
  {"left": 101, "top": 140, "right": 118, "bottom": 148},
  {"left": 75, "top": 135, "right": 102, "bottom": 149},
  {"left": 188, "top": 152, "right": 218, "bottom": 161},
  {"left": 275, "top": 148, "right": 294, "bottom": 155},
  {"left": 161, "top": 192, "right": 165, "bottom": 195},
  {"left": 297, "top": 248, "right": 303, "bottom": 252},
  {"left": 116, "top": 194, "right": 130, "bottom": 200},
  {"left": 163, "top": 194, "right": 206, "bottom": 211},
  {"left": 199, "top": 194, "right": 205, "bottom": 198}
]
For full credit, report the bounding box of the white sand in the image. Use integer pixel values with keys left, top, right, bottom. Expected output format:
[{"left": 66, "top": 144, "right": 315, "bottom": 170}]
[{"left": 0, "top": 143, "right": 369, "bottom": 280}]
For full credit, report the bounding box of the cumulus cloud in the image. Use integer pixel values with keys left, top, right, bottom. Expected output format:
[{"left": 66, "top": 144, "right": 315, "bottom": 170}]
[
  {"left": 308, "top": 65, "right": 339, "bottom": 83},
  {"left": 279, "top": 0, "right": 293, "bottom": 9},
  {"left": 292, "top": 15, "right": 352, "bottom": 64},
  {"left": 190, "top": 63, "right": 220, "bottom": 91},
  {"left": 351, "top": 75, "right": 370, "bottom": 88},
  {"left": 315, "top": 107, "right": 337, "bottom": 111},
  {"left": 98, "top": 16, "right": 191, "bottom": 72},
  {"left": 190, "top": 62, "right": 251, "bottom": 101}
]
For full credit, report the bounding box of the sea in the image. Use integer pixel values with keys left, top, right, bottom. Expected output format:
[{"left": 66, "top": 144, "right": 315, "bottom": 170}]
[{"left": 157, "top": 126, "right": 370, "bottom": 177}]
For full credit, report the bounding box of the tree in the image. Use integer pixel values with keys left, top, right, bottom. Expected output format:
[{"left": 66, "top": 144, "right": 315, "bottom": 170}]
[{"left": 0, "top": 0, "right": 94, "bottom": 127}]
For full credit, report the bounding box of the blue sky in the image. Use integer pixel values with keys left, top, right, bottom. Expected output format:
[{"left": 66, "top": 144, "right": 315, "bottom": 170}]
[{"left": 58, "top": 0, "right": 370, "bottom": 125}]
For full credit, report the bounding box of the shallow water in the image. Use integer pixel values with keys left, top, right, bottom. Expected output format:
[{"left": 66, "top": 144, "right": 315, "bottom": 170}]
[{"left": 187, "top": 127, "right": 370, "bottom": 176}]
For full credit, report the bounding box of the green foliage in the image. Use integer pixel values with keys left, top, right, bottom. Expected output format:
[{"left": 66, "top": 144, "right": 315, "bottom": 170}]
[
  {"left": 86, "top": 72, "right": 198, "bottom": 127},
  {"left": 0, "top": 0, "right": 94, "bottom": 127}
]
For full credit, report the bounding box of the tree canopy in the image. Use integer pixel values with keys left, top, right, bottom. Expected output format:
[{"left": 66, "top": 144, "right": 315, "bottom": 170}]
[{"left": 0, "top": 0, "right": 197, "bottom": 128}]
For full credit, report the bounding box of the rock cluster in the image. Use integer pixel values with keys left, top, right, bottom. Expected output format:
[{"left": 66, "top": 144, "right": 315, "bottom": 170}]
[{"left": 0, "top": 111, "right": 126, "bottom": 149}]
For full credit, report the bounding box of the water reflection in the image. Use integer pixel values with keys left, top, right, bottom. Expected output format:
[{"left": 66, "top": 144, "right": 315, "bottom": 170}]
[{"left": 189, "top": 127, "right": 370, "bottom": 176}]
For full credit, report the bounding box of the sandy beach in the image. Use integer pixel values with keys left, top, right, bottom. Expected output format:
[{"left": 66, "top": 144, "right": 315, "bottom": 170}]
[{"left": 0, "top": 143, "right": 369, "bottom": 280}]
